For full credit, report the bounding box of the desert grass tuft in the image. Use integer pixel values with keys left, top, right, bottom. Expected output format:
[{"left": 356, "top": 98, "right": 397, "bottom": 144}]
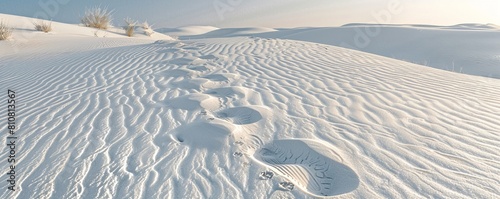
[
  {"left": 0, "top": 20, "right": 12, "bottom": 40},
  {"left": 33, "top": 20, "right": 53, "bottom": 33},
  {"left": 124, "top": 18, "right": 137, "bottom": 37},
  {"left": 81, "top": 6, "right": 112, "bottom": 29},
  {"left": 142, "top": 21, "right": 154, "bottom": 36}
]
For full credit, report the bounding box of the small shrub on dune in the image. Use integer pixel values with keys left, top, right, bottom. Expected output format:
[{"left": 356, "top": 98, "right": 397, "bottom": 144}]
[
  {"left": 33, "top": 20, "right": 53, "bottom": 33},
  {"left": 81, "top": 6, "right": 112, "bottom": 29},
  {"left": 142, "top": 21, "right": 151, "bottom": 30},
  {"left": 0, "top": 20, "right": 12, "bottom": 40},
  {"left": 124, "top": 18, "right": 137, "bottom": 37},
  {"left": 142, "top": 21, "right": 154, "bottom": 36}
]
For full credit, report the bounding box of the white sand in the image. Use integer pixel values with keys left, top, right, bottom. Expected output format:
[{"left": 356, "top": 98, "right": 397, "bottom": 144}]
[
  {"left": 166, "top": 24, "right": 500, "bottom": 79},
  {"left": 1, "top": 14, "right": 499, "bottom": 198}
]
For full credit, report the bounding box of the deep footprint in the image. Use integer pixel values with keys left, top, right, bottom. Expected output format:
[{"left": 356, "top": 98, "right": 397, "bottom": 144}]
[
  {"left": 204, "top": 86, "right": 249, "bottom": 99},
  {"left": 173, "top": 120, "right": 236, "bottom": 150},
  {"left": 216, "top": 106, "right": 271, "bottom": 125},
  {"left": 254, "top": 139, "right": 359, "bottom": 197}
]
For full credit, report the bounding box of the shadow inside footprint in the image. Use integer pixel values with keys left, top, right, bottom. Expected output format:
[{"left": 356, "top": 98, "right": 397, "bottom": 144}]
[
  {"left": 199, "top": 55, "right": 218, "bottom": 60},
  {"left": 254, "top": 139, "right": 360, "bottom": 197},
  {"left": 204, "top": 87, "right": 248, "bottom": 98},
  {"left": 187, "top": 65, "right": 212, "bottom": 72},
  {"left": 217, "top": 107, "right": 264, "bottom": 125},
  {"left": 158, "top": 69, "right": 194, "bottom": 78},
  {"left": 174, "top": 121, "right": 234, "bottom": 150}
]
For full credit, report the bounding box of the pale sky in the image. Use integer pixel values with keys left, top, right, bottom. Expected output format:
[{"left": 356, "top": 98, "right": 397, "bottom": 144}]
[{"left": 0, "top": 0, "right": 499, "bottom": 28}]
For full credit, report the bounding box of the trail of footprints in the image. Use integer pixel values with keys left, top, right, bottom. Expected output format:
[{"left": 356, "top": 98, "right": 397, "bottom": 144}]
[
  {"left": 157, "top": 42, "right": 267, "bottom": 152},
  {"left": 158, "top": 41, "right": 358, "bottom": 197}
]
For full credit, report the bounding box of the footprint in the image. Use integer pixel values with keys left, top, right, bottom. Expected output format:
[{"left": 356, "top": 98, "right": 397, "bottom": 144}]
[
  {"left": 278, "top": 182, "right": 295, "bottom": 191},
  {"left": 173, "top": 120, "right": 235, "bottom": 150},
  {"left": 187, "top": 65, "right": 214, "bottom": 72},
  {"left": 216, "top": 106, "right": 271, "bottom": 125},
  {"left": 171, "top": 78, "right": 217, "bottom": 90},
  {"left": 233, "top": 152, "right": 243, "bottom": 157},
  {"left": 170, "top": 56, "right": 208, "bottom": 65},
  {"left": 253, "top": 139, "right": 359, "bottom": 197},
  {"left": 199, "top": 55, "right": 218, "bottom": 60},
  {"left": 259, "top": 171, "right": 274, "bottom": 180},
  {"left": 171, "top": 73, "right": 238, "bottom": 90},
  {"left": 204, "top": 86, "right": 249, "bottom": 98},
  {"left": 166, "top": 93, "right": 221, "bottom": 111}
]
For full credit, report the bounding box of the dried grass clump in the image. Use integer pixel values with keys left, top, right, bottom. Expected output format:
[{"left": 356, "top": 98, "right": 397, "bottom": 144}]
[
  {"left": 142, "top": 21, "right": 154, "bottom": 36},
  {"left": 33, "top": 20, "right": 53, "bottom": 33},
  {"left": 124, "top": 18, "right": 137, "bottom": 37},
  {"left": 81, "top": 7, "right": 112, "bottom": 29},
  {"left": 0, "top": 20, "right": 12, "bottom": 40}
]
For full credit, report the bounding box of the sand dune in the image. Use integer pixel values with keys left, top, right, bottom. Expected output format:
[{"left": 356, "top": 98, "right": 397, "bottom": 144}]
[
  {"left": 156, "top": 26, "right": 220, "bottom": 37},
  {"left": 1, "top": 14, "right": 499, "bottom": 198},
  {"left": 168, "top": 24, "right": 500, "bottom": 79}
]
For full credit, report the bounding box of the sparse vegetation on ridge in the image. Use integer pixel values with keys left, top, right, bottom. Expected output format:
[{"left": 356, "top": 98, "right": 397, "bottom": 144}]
[
  {"left": 0, "top": 20, "right": 13, "bottom": 40},
  {"left": 81, "top": 6, "right": 112, "bottom": 29},
  {"left": 33, "top": 20, "right": 53, "bottom": 33},
  {"left": 124, "top": 17, "right": 137, "bottom": 37},
  {"left": 142, "top": 21, "right": 154, "bottom": 36}
]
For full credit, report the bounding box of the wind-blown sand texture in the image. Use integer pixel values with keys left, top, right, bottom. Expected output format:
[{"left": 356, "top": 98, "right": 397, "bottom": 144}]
[{"left": 0, "top": 14, "right": 499, "bottom": 198}]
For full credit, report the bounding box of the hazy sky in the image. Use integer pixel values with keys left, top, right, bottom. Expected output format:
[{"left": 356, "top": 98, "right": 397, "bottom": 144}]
[{"left": 0, "top": 0, "right": 499, "bottom": 28}]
